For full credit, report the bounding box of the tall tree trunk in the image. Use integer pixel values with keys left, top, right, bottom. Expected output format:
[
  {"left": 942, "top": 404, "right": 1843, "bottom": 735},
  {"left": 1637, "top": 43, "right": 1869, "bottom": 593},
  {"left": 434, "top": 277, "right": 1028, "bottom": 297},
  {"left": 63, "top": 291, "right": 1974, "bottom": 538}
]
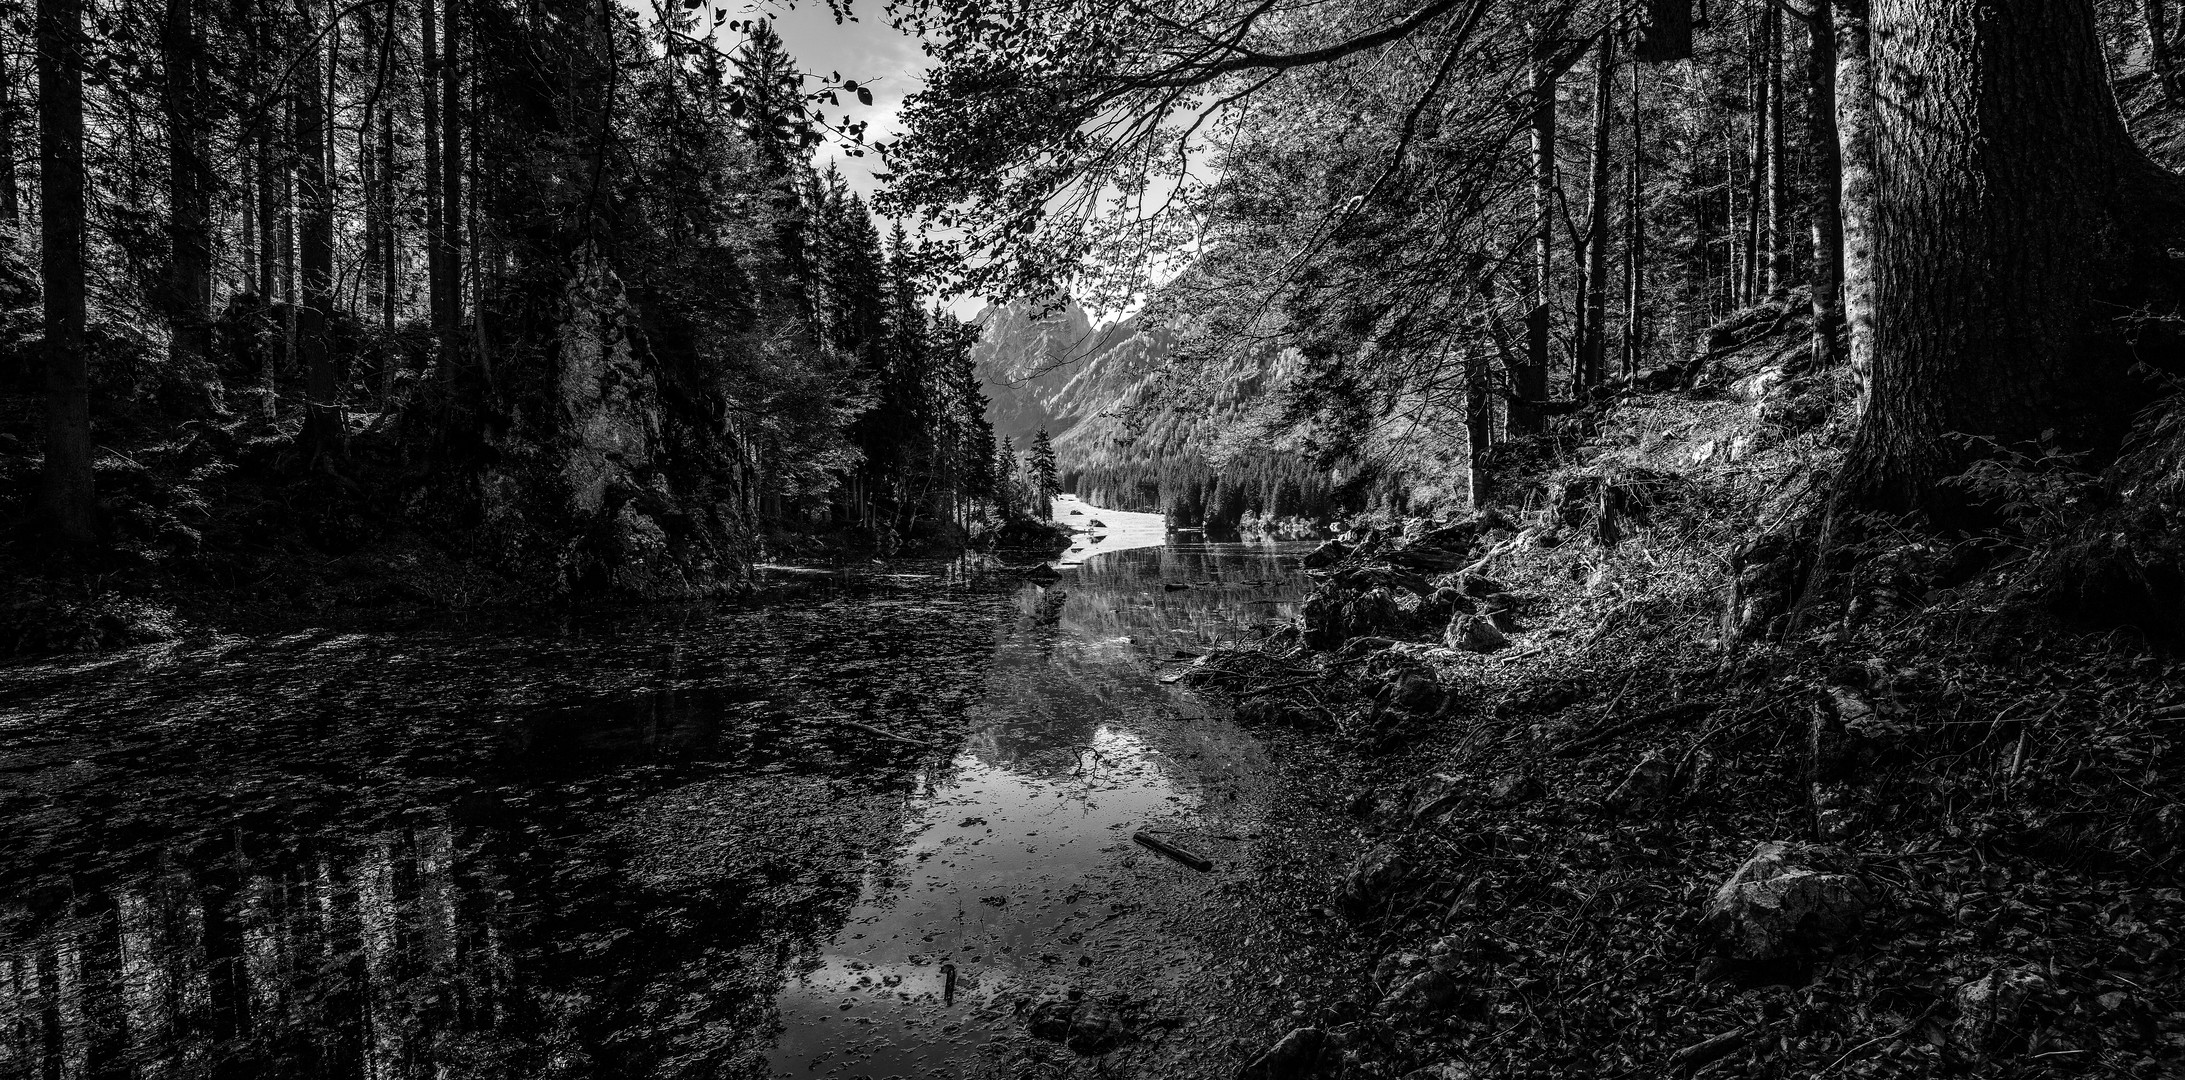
[
  {"left": 280, "top": 96, "right": 296, "bottom": 400},
  {"left": 297, "top": 2, "right": 337, "bottom": 453},
  {"left": 254, "top": 2, "right": 277, "bottom": 300},
  {"left": 1624, "top": 57, "right": 1645, "bottom": 375},
  {"left": 0, "top": 49, "right": 21, "bottom": 223},
  {"left": 164, "top": 0, "right": 211, "bottom": 375},
  {"left": 1744, "top": 15, "right": 1767, "bottom": 307},
  {"left": 2145, "top": 0, "right": 2184, "bottom": 108},
  {"left": 437, "top": 0, "right": 462, "bottom": 375},
  {"left": 1465, "top": 344, "right": 1493, "bottom": 506},
  {"left": 1807, "top": 0, "right": 1844, "bottom": 366},
  {"left": 37, "top": 0, "right": 93, "bottom": 543},
  {"left": 1578, "top": 30, "right": 1614, "bottom": 391},
  {"left": 423, "top": 0, "right": 442, "bottom": 377},
  {"left": 361, "top": 4, "right": 384, "bottom": 325},
  {"left": 1844, "top": 0, "right": 2185, "bottom": 510},
  {"left": 1765, "top": 3, "right": 1790, "bottom": 296},
  {"left": 1724, "top": 140, "right": 1739, "bottom": 316},
  {"left": 377, "top": 0, "right": 396, "bottom": 341},
  {"left": 1834, "top": 0, "right": 1877, "bottom": 401},
  {"left": 1513, "top": 47, "right": 1555, "bottom": 437}
]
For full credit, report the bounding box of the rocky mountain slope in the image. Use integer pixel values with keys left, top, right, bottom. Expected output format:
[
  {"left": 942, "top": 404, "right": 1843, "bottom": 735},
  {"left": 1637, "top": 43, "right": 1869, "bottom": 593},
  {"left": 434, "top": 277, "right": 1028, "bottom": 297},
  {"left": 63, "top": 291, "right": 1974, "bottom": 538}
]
[{"left": 970, "top": 300, "right": 1169, "bottom": 444}]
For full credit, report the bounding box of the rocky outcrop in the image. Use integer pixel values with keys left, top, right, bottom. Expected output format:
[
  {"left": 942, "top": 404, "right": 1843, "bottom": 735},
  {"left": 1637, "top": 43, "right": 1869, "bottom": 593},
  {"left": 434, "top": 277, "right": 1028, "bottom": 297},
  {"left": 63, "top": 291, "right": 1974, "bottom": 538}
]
[{"left": 412, "top": 248, "right": 751, "bottom": 599}]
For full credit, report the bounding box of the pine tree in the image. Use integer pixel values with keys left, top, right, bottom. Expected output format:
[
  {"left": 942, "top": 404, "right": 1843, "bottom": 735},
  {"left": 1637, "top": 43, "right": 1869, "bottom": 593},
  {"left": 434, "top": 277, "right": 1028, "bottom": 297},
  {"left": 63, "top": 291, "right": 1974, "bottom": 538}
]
[{"left": 1029, "top": 428, "right": 1060, "bottom": 513}]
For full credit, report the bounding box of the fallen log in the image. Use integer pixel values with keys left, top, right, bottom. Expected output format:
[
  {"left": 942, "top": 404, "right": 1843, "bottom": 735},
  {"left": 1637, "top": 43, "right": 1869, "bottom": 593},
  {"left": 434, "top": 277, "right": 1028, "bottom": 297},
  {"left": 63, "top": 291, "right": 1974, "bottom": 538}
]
[{"left": 1132, "top": 830, "right": 1215, "bottom": 871}]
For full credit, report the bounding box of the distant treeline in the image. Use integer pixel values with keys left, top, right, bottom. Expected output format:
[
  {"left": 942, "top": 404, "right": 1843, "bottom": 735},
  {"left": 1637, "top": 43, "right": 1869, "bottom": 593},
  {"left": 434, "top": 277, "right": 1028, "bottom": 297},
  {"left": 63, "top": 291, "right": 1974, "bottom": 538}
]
[{"left": 1065, "top": 449, "right": 1344, "bottom": 532}]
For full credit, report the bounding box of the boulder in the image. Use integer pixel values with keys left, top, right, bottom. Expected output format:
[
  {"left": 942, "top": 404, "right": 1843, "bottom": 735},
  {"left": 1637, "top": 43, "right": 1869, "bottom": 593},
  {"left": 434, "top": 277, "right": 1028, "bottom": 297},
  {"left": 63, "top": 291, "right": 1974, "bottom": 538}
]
[
  {"left": 1428, "top": 586, "right": 1477, "bottom": 620},
  {"left": 1444, "top": 614, "right": 1508, "bottom": 653},
  {"left": 1236, "top": 1027, "right": 1328, "bottom": 1080},
  {"left": 1301, "top": 592, "right": 1348, "bottom": 650},
  {"left": 1400, "top": 1065, "right": 1480, "bottom": 1080},
  {"left": 1452, "top": 572, "right": 1508, "bottom": 598},
  {"left": 1339, "top": 845, "right": 1413, "bottom": 916},
  {"left": 1380, "top": 673, "right": 1447, "bottom": 717},
  {"left": 1487, "top": 771, "right": 1544, "bottom": 806},
  {"left": 1704, "top": 841, "right": 1871, "bottom": 960},
  {"left": 1024, "top": 991, "right": 1133, "bottom": 1054},
  {"left": 1302, "top": 539, "right": 1352, "bottom": 570},
  {"left": 1952, "top": 967, "right": 2049, "bottom": 1054}
]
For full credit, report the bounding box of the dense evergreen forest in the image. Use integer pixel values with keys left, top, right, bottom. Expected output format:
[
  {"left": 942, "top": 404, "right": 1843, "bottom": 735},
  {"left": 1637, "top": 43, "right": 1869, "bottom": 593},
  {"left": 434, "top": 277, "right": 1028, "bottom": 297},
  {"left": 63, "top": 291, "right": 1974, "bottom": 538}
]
[{"left": 0, "top": 0, "right": 1022, "bottom": 646}]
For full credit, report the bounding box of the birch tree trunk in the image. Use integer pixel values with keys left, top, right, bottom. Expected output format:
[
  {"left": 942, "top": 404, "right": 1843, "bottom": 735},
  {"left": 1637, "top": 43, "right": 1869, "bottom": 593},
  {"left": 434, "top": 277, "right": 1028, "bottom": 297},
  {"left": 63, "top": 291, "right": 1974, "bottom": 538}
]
[
  {"left": 1578, "top": 30, "right": 1614, "bottom": 391},
  {"left": 1834, "top": 0, "right": 1876, "bottom": 401}
]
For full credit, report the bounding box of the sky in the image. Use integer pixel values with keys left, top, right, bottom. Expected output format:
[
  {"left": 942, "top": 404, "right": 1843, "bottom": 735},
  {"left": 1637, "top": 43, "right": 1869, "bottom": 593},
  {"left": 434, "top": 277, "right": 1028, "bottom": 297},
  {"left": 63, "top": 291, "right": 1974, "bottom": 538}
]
[
  {"left": 751, "top": 1, "right": 932, "bottom": 201},
  {"left": 720, "top": 1, "right": 991, "bottom": 316}
]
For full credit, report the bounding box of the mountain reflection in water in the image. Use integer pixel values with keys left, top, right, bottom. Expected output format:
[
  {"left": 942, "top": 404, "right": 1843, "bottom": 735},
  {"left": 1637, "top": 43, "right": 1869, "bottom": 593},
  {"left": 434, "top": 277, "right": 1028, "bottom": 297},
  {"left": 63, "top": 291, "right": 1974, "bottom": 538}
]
[{"left": 0, "top": 541, "right": 1321, "bottom": 1080}]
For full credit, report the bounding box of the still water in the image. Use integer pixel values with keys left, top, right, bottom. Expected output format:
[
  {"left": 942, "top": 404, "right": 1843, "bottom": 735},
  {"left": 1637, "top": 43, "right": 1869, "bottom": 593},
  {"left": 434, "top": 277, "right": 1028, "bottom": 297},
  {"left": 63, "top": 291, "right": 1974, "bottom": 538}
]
[{"left": 0, "top": 539, "right": 1353, "bottom": 1079}]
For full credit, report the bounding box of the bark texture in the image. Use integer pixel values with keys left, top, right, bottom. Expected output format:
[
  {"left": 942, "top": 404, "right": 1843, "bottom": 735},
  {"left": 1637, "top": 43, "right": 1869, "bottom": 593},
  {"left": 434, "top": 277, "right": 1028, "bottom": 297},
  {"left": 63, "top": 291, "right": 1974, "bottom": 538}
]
[
  {"left": 1833, "top": 0, "right": 1876, "bottom": 400},
  {"left": 164, "top": 0, "right": 211, "bottom": 374},
  {"left": 38, "top": 0, "right": 93, "bottom": 542},
  {"left": 298, "top": 2, "right": 338, "bottom": 452},
  {"left": 1846, "top": 0, "right": 2185, "bottom": 510},
  {"left": 1578, "top": 31, "right": 1614, "bottom": 391},
  {"left": 1807, "top": 0, "right": 1844, "bottom": 367},
  {"left": 1513, "top": 47, "right": 1554, "bottom": 438}
]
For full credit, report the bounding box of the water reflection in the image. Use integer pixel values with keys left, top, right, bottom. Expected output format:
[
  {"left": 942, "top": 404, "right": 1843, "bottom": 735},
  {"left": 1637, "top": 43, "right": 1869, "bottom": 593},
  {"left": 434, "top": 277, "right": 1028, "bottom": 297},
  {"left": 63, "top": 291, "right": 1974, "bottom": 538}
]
[
  {"left": 766, "top": 541, "right": 1312, "bottom": 1079},
  {"left": 0, "top": 542, "right": 1314, "bottom": 1080}
]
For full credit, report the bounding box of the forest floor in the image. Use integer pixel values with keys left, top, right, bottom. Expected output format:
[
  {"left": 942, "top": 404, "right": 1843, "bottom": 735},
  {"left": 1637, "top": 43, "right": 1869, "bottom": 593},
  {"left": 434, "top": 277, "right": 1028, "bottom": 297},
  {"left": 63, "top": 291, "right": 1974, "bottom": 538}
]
[{"left": 1177, "top": 299, "right": 2185, "bottom": 1080}]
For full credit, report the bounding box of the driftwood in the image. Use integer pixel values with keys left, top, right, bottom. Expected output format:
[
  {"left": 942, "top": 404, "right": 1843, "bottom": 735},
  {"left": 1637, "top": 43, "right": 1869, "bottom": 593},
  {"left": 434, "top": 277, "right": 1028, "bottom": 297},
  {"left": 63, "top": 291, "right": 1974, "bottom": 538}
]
[
  {"left": 1554, "top": 698, "right": 1720, "bottom": 758},
  {"left": 819, "top": 714, "right": 942, "bottom": 749},
  {"left": 1132, "top": 830, "right": 1215, "bottom": 871}
]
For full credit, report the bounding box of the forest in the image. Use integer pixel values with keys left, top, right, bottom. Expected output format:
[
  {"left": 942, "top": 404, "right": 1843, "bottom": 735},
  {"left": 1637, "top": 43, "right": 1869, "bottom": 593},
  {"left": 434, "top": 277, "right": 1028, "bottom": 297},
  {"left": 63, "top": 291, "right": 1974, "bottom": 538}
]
[
  {"left": 886, "top": 0, "right": 2185, "bottom": 618},
  {"left": 0, "top": 0, "right": 1028, "bottom": 649},
  {"left": 3, "top": 0, "right": 2185, "bottom": 1075}
]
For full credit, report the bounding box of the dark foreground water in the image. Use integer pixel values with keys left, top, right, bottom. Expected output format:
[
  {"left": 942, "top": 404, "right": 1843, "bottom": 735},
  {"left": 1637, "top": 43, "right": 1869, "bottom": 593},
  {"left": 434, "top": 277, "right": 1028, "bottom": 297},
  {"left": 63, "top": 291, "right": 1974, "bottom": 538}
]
[{"left": 0, "top": 541, "right": 1358, "bottom": 1079}]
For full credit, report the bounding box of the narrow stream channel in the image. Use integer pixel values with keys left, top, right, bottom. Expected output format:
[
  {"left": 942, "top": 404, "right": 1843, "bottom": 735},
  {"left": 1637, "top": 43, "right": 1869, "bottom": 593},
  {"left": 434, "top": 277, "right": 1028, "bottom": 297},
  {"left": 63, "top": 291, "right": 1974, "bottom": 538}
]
[{"left": 0, "top": 530, "right": 1351, "bottom": 1079}]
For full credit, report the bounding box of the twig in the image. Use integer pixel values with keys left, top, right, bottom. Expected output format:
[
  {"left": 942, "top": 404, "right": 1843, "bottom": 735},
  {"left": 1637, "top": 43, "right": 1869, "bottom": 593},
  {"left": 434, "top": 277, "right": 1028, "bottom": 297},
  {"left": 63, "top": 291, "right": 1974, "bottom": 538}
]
[
  {"left": 1555, "top": 698, "right": 1720, "bottom": 758},
  {"left": 822, "top": 715, "right": 941, "bottom": 749},
  {"left": 1238, "top": 675, "right": 1324, "bottom": 698},
  {"left": 1669, "top": 1026, "right": 1749, "bottom": 1071}
]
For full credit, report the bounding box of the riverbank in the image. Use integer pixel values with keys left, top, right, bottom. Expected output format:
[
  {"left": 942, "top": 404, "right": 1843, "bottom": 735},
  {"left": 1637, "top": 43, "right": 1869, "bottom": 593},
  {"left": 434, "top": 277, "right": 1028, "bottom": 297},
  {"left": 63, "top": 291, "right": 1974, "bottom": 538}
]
[{"left": 1178, "top": 300, "right": 2185, "bottom": 1078}]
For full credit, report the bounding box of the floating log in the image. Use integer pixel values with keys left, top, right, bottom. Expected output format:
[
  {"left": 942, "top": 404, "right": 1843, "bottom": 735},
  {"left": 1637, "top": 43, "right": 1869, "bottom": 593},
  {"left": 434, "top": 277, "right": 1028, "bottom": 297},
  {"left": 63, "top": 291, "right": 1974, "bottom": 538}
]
[{"left": 1132, "top": 830, "right": 1214, "bottom": 871}]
